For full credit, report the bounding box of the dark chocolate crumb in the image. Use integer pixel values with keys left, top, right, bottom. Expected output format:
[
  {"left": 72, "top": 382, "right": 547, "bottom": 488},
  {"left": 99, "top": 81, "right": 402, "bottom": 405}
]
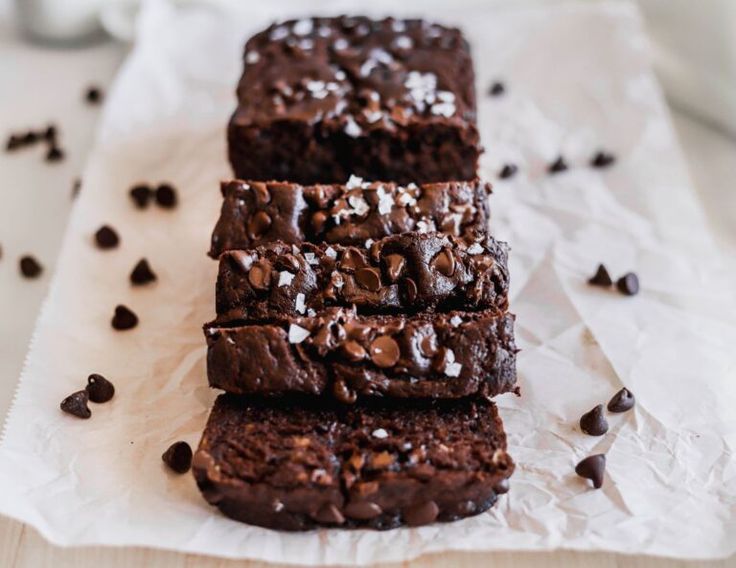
[
  {"left": 591, "top": 150, "right": 616, "bottom": 168},
  {"left": 616, "top": 272, "right": 639, "bottom": 296},
  {"left": 130, "top": 258, "right": 157, "bottom": 285},
  {"left": 86, "top": 374, "right": 115, "bottom": 403},
  {"left": 548, "top": 156, "right": 568, "bottom": 174},
  {"left": 85, "top": 86, "right": 103, "bottom": 105},
  {"left": 19, "top": 255, "right": 43, "bottom": 278},
  {"left": 162, "top": 441, "right": 193, "bottom": 474},
  {"left": 5, "top": 134, "right": 22, "bottom": 151},
  {"left": 608, "top": 387, "right": 635, "bottom": 412},
  {"left": 575, "top": 454, "right": 606, "bottom": 489},
  {"left": 155, "top": 183, "right": 177, "bottom": 208},
  {"left": 94, "top": 225, "right": 119, "bottom": 249},
  {"left": 499, "top": 163, "right": 518, "bottom": 179},
  {"left": 60, "top": 390, "right": 91, "bottom": 419},
  {"left": 44, "top": 124, "right": 57, "bottom": 143},
  {"left": 580, "top": 404, "right": 609, "bottom": 436},
  {"left": 129, "top": 184, "right": 153, "bottom": 209},
  {"left": 22, "top": 131, "right": 39, "bottom": 145},
  {"left": 111, "top": 304, "right": 138, "bottom": 330},
  {"left": 588, "top": 264, "right": 613, "bottom": 287},
  {"left": 488, "top": 81, "right": 505, "bottom": 96},
  {"left": 45, "top": 145, "right": 64, "bottom": 162}
]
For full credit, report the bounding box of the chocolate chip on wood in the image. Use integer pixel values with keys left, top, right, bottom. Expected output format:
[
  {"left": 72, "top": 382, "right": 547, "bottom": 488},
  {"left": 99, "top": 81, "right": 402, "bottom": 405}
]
[{"left": 192, "top": 394, "right": 514, "bottom": 530}]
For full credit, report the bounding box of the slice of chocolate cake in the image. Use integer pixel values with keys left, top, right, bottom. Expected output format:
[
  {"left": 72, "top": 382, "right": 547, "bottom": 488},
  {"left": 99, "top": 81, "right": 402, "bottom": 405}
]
[
  {"left": 215, "top": 231, "right": 509, "bottom": 322},
  {"left": 209, "top": 178, "right": 490, "bottom": 257},
  {"left": 193, "top": 394, "right": 514, "bottom": 530},
  {"left": 205, "top": 307, "right": 517, "bottom": 402}
]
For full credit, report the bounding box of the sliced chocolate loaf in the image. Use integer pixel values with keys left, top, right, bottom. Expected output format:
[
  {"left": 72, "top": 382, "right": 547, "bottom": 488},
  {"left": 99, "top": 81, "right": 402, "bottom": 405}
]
[
  {"left": 215, "top": 231, "right": 509, "bottom": 322},
  {"left": 209, "top": 178, "right": 490, "bottom": 257},
  {"left": 193, "top": 394, "right": 514, "bottom": 530},
  {"left": 206, "top": 307, "right": 517, "bottom": 402}
]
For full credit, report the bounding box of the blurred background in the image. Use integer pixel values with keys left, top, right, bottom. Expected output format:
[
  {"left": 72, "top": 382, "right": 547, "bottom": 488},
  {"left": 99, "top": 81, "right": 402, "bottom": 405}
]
[{"left": 0, "top": 0, "right": 734, "bottom": 431}]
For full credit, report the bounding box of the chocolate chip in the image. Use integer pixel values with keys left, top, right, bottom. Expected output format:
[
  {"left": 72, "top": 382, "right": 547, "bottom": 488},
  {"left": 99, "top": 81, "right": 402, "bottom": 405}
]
[
  {"left": 588, "top": 264, "right": 612, "bottom": 287},
  {"left": 355, "top": 267, "right": 381, "bottom": 291},
  {"left": 548, "top": 156, "right": 568, "bottom": 174},
  {"left": 19, "top": 255, "right": 43, "bottom": 278},
  {"left": 46, "top": 145, "right": 64, "bottom": 162},
  {"left": 111, "top": 304, "right": 138, "bottom": 330},
  {"left": 591, "top": 150, "right": 616, "bottom": 168},
  {"left": 313, "top": 503, "right": 345, "bottom": 525},
  {"left": 488, "top": 81, "right": 505, "bottom": 96},
  {"left": 432, "top": 248, "right": 456, "bottom": 277},
  {"left": 369, "top": 336, "right": 400, "bottom": 368},
  {"left": 340, "top": 248, "right": 366, "bottom": 272},
  {"left": 161, "top": 441, "right": 193, "bottom": 474},
  {"left": 23, "top": 131, "right": 39, "bottom": 145},
  {"left": 5, "top": 134, "right": 22, "bottom": 151},
  {"left": 130, "top": 258, "right": 157, "bottom": 285},
  {"left": 311, "top": 211, "right": 328, "bottom": 234},
  {"left": 129, "top": 184, "right": 153, "bottom": 208},
  {"left": 155, "top": 183, "right": 177, "bottom": 208},
  {"left": 94, "top": 225, "right": 119, "bottom": 249},
  {"left": 44, "top": 125, "right": 57, "bottom": 143},
  {"left": 403, "top": 500, "right": 439, "bottom": 526},
  {"left": 343, "top": 340, "right": 367, "bottom": 362},
  {"left": 60, "top": 390, "right": 91, "bottom": 419},
  {"left": 85, "top": 86, "right": 103, "bottom": 104},
  {"left": 86, "top": 373, "right": 115, "bottom": 403},
  {"left": 333, "top": 379, "right": 358, "bottom": 404},
  {"left": 493, "top": 478, "right": 510, "bottom": 494},
  {"left": 419, "top": 334, "right": 437, "bottom": 358},
  {"left": 608, "top": 387, "right": 635, "bottom": 413},
  {"left": 344, "top": 501, "right": 382, "bottom": 520},
  {"left": 401, "top": 277, "right": 417, "bottom": 303},
  {"left": 575, "top": 454, "right": 606, "bottom": 489},
  {"left": 384, "top": 254, "right": 405, "bottom": 282},
  {"left": 248, "top": 210, "right": 272, "bottom": 238},
  {"left": 247, "top": 262, "right": 270, "bottom": 290},
  {"left": 252, "top": 182, "right": 271, "bottom": 205},
  {"left": 580, "top": 404, "right": 609, "bottom": 436},
  {"left": 616, "top": 272, "right": 639, "bottom": 296},
  {"left": 499, "top": 163, "right": 518, "bottom": 179}
]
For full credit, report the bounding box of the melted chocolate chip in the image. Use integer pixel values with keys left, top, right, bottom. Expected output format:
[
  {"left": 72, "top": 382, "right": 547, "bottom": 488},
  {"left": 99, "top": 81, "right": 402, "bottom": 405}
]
[
  {"left": 343, "top": 340, "right": 367, "bottom": 362},
  {"left": 548, "top": 156, "right": 568, "bottom": 174},
  {"left": 129, "top": 184, "right": 153, "bottom": 208},
  {"left": 85, "top": 86, "right": 103, "bottom": 104},
  {"left": 499, "top": 163, "right": 518, "bottom": 179},
  {"left": 616, "top": 272, "right": 639, "bottom": 296},
  {"left": 162, "top": 441, "right": 193, "bottom": 474},
  {"left": 575, "top": 454, "right": 606, "bottom": 489},
  {"left": 355, "top": 267, "right": 381, "bottom": 291},
  {"left": 94, "top": 225, "right": 119, "bottom": 249},
  {"left": 155, "top": 183, "right": 177, "bottom": 208},
  {"left": 419, "top": 334, "right": 437, "bottom": 358},
  {"left": 384, "top": 254, "right": 405, "bottom": 282},
  {"left": 311, "top": 211, "right": 328, "bottom": 234},
  {"left": 252, "top": 182, "right": 271, "bottom": 205},
  {"left": 46, "top": 145, "right": 64, "bottom": 162},
  {"left": 404, "top": 500, "right": 439, "bottom": 526},
  {"left": 591, "top": 150, "right": 616, "bottom": 168},
  {"left": 402, "top": 277, "right": 418, "bottom": 303},
  {"left": 86, "top": 373, "right": 115, "bottom": 403},
  {"left": 340, "top": 248, "right": 366, "bottom": 271},
  {"left": 588, "top": 264, "right": 612, "bottom": 287},
  {"left": 313, "top": 503, "right": 345, "bottom": 525},
  {"left": 344, "top": 501, "right": 382, "bottom": 520},
  {"left": 432, "top": 248, "right": 455, "bottom": 277},
  {"left": 369, "top": 335, "right": 400, "bottom": 368},
  {"left": 248, "top": 262, "right": 271, "bottom": 290},
  {"left": 130, "top": 258, "right": 157, "bottom": 285},
  {"left": 60, "top": 390, "right": 91, "bottom": 419},
  {"left": 580, "top": 404, "right": 609, "bottom": 436},
  {"left": 111, "top": 304, "right": 138, "bottom": 330},
  {"left": 488, "top": 81, "right": 505, "bottom": 96},
  {"left": 19, "top": 255, "right": 43, "bottom": 278},
  {"left": 248, "top": 210, "right": 272, "bottom": 238},
  {"left": 608, "top": 387, "right": 635, "bottom": 412}
]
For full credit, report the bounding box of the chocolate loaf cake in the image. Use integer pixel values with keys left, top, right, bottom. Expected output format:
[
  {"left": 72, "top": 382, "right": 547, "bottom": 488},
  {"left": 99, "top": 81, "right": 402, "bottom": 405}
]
[
  {"left": 215, "top": 231, "right": 509, "bottom": 322},
  {"left": 193, "top": 394, "right": 514, "bottom": 530},
  {"left": 209, "top": 178, "right": 490, "bottom": 257},
  {"left": 227, "top": 17, "right": 481, "bottom": 184},
  {"left": 206, "top": 307, "right": 517, "bottom": 402}
]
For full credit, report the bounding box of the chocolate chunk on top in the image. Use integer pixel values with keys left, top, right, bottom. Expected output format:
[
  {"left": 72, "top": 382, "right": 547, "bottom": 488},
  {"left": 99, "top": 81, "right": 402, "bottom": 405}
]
[{"left": 608, "top": 387, "right": 635, "bottom": 412}]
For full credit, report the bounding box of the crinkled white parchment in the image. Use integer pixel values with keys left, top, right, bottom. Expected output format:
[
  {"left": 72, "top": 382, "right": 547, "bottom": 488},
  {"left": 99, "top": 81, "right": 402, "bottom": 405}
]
[{"left": 1, "top": 0, "right": 734, "bottom": 564}]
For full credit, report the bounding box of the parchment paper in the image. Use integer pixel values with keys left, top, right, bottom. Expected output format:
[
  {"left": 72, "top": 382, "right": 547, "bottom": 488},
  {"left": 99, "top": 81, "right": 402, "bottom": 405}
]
[{"left": 1, "top": 0, "right": 735, "bottom": 564}]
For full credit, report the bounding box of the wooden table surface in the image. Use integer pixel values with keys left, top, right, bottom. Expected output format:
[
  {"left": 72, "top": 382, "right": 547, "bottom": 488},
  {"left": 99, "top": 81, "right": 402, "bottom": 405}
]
[{"left": 2, "top": 2, "right": 735, "bottom": 566}]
